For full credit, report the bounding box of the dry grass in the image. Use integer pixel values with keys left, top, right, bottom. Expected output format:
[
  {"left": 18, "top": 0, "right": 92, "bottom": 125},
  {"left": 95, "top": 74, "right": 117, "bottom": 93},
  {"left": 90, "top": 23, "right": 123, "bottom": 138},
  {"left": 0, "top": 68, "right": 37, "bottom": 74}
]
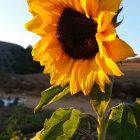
[{"left": 0, "top": 62, "right": 140, "bottom": 100}]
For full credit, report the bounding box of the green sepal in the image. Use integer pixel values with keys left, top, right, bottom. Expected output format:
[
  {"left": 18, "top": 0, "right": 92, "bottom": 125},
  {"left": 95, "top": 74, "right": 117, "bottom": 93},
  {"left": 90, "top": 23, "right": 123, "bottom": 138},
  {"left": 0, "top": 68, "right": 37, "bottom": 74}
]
[
  {"left": 34, "top": 84, "right": 70, "bottom": 112},
  {"left": 39, "top": 108, "right": 81, "bottom": 140},
  {"left": 89, "top": 76, "right": 114, "bottom": 119},
  {"left": 107, "top": 98, "right": 140, "bottom": 140},
  {"left": 112, "top": 19, "right": 123, "bottom": 28},
  {"left": 112, "top": 7, "right": 123, "bottom": 23}
]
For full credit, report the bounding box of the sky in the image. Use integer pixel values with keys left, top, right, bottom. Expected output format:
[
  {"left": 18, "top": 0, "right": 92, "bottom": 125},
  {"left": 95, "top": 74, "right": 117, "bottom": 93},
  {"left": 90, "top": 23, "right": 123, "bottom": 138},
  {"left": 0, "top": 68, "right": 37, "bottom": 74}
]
[{"left": 0, "top": 0, "right": 140, "bottom": 57}]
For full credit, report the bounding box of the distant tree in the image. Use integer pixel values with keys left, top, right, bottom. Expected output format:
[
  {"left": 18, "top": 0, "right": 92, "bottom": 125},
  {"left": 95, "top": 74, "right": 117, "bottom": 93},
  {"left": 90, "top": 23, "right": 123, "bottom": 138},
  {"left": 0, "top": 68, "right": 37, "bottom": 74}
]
[
  {"left": 26, "top": 45, "right": 33, "bottom": 50},
  {"left": 0, "top": 41, "right": 43, "bottom": 74}
]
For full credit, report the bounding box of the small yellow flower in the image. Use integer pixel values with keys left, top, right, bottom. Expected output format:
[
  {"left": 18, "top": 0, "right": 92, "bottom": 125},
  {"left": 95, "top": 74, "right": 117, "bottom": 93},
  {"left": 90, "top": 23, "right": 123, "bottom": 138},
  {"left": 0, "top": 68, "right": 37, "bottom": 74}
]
[{"left": 26, "top": 0, "right": 136, "bottom": 95}]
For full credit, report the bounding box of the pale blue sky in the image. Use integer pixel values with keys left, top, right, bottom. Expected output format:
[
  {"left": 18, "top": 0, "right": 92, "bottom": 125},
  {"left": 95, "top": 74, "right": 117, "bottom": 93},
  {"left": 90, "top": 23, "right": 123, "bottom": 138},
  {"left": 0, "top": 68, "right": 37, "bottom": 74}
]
[{"left": 0, "top": 0, "right": 139, "bottom": 56}]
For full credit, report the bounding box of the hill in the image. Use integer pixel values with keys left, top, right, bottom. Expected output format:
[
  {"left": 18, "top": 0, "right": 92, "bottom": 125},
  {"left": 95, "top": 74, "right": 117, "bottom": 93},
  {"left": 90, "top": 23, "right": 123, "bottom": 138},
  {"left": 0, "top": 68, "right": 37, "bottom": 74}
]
[
  {"left": 124, "top": 57, "right": 140, "bottom": 63},
  {"left": 0, "top": 41, "right": 43, "bottom": 74}
]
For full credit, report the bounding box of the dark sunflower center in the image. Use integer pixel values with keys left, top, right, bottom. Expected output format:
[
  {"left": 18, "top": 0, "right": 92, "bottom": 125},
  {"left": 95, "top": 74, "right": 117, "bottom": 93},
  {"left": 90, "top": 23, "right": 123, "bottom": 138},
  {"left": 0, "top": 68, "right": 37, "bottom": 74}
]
[{"left": 57, "top": 7, "right": 99, "bottom": 59}]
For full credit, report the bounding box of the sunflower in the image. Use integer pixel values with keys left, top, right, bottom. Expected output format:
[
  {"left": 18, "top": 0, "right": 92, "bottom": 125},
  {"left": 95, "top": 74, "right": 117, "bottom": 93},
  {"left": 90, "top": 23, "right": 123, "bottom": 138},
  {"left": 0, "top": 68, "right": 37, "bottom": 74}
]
[{"left": 26, "top": 0, "right": 136, "bottom": 95}]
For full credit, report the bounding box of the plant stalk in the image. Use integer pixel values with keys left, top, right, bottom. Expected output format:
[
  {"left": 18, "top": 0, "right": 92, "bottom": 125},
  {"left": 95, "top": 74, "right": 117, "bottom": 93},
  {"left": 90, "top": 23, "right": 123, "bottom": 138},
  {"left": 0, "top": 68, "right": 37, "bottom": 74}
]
[
  {"left": 82, "top": 113, "right": 99, "bottom": 127},
  {"left": 76, "top": 129, "right": 94, "bottom": 140},
  {"left": 97, "top": 117, "right": 108, "bottom": 140}
]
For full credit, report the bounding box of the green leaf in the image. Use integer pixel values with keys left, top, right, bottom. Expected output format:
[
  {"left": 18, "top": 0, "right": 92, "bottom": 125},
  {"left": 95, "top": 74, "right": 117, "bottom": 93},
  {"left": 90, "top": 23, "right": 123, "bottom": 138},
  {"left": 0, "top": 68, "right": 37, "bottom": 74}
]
[
  {"left": 56, "top": 135, "right": 67, "bottom": 140},
  {"left": 63, "top": 109, "right": 81, "bottom": 138},
  {"left": 34, "top": 84, "right": 70, "bottom": 112},
  {"left": 107, "top": 98, "right": 140, "bottom": 140},
  {"left": 89, "top": 76, "right": 114, "bottom": 118},
  {"left": 40, "top": 108, "right": 81, "bottom": 140}
]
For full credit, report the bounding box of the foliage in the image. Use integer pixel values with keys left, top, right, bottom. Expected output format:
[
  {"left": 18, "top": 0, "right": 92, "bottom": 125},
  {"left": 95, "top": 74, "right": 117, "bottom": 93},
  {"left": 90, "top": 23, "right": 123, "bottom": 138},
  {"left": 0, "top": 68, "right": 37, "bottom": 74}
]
[
  {"left": 0, "top": 106, "right": 54, "bottom": 140},
  {"left": 107, "top": 99, "right": 140, "bottom": 140},
  {"left": 0, "top": 115, "right": 25, "bottom": 140},
  {"left": 12, "top": 110, "right": 54, "bottom": 125},
  {"left": 32, "top": 76, "right": 140, "bottom": 140},
  {"left": 1, "top": 106, "right": 54, "bottom": 125},
  {"left": 89, "top": 77, "right": 114, "bottom": 119},
  {"left": 34, "top": 84, "right": 69, "bottom": 112},
  {"left": 71, "top": 117, "right": 97, "bottom": 140},
  {"left": 32, "top": 108, "right": 81, "bottom": 140}
]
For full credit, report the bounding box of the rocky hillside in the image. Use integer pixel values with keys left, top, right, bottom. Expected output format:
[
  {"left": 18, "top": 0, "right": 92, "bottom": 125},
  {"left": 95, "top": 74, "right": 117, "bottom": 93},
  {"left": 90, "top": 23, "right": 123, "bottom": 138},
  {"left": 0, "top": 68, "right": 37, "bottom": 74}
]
[{"left": 0, "top": 41, "right": 43, "bottom": 74}]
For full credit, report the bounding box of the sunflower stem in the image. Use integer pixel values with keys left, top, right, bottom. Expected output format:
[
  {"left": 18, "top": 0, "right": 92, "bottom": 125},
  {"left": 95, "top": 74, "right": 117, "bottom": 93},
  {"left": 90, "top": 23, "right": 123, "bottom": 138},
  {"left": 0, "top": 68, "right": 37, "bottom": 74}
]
[
  {"left": 89, "top": 77, "right": 114, "bottom": 140},
  {"left": 97, "top": 117, "right": 108, "bottom": 140}
]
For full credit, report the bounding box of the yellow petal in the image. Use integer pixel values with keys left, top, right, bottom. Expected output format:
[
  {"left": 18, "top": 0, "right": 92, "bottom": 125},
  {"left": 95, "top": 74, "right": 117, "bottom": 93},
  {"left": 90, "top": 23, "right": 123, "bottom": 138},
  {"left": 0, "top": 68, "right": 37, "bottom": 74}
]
[
  {"left": 50, "top": 54, "right": 73, "bottom": 84},
  {"left": 44, "top": 23, "right": 57, "bottom": 35},
  {"left": 95, "top": 37, "right": 106, "bottom": 58},
  {"left": 105, "top": 38, "right": 136, "bottom": 62},
  {"left": 32, "top": 37, "right": 51, "bottom": 60},
  {"left": 25, "top": 15, "right": 46, "bottom": 36},
  {"left": 43, "top": 59, "right": 55, "bottom": 73},
  {"left": 27, "top": 0, "right": 49, "bottom": 15},
  {"left": 96, "top": 52, "right": 123, "bottom": 76},
  {"left": 28, "top": 8, "right": 37, "bottom": 16},
  {"left": 86, "top": 0, "right": 99, "bottom": 18},
  {"left": 46, "top": 46, "right": 63, "bottom": 59},
  {"left": 32, "top": 37, "right": 61, "bottom": 61},
  {"left": 60, "top": 0, "right": 76, "bottom": 9},
  {"left": 97, "top": 11, "right": 116, "bottom": 33},
  {"left": 78, "top": 58, "right": 98, "bottom": 95},
  {"left": 95, "top": 69, "right": 111, "bottom": 92},
  {"left": 27, "top": 0, "right": 63, "bottom": 34},
  {"left": 80, "top": 0, "right": 87, "bottom": 16},
  {"left": 102, "top": 24, "right": 116, "bottom": 41},
  {"left": 74, "top": 0, "right": 84, "bottom": 13},
  {"left": 50, "top": 70, "right": 66, "bottom": 85},
  {"left": 67, "top": 0, "right": 76, "bottom": 9},
  {"left": 97, "top": 24, "right": 116, "bottom": 42},
  {"left": 68, "top": 0, "right": 75, "bottom": 6},
  {"left": 70, "top": 60, "right": 82, "bottom": 95},
  {"left": 27, "top": 0, "right": 62, "bottom": 15},
  {"left": 98, "top": 0, "right": 122, "bottom": 13},
  {"left": 39, "top": 14, "right": 59, "bottom": 35},
  {"left": 78, "top": 59, "right": 89, "bottom": 95},
  {"left": 43, "top": 12, "right": 59, "bottom": 26},
  {"left": 54, "top": 54, "right": 73, "bottom": 73},
  {"left": 26, "top": 3, "right": 60, "bottom": 36},
  {"left": 60, "top": 65, "right": 73, "bottom": 87}
]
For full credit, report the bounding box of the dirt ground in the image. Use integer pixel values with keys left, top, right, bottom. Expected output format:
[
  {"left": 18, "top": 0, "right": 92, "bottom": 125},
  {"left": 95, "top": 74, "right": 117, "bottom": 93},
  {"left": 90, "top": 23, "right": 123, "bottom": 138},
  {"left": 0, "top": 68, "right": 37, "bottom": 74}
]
[
  {"left": 0, "top": 63, "right": 140, "bottom": 114},
  {"left": 0, "top": 90, "right": 121, "bottom": 115}
]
